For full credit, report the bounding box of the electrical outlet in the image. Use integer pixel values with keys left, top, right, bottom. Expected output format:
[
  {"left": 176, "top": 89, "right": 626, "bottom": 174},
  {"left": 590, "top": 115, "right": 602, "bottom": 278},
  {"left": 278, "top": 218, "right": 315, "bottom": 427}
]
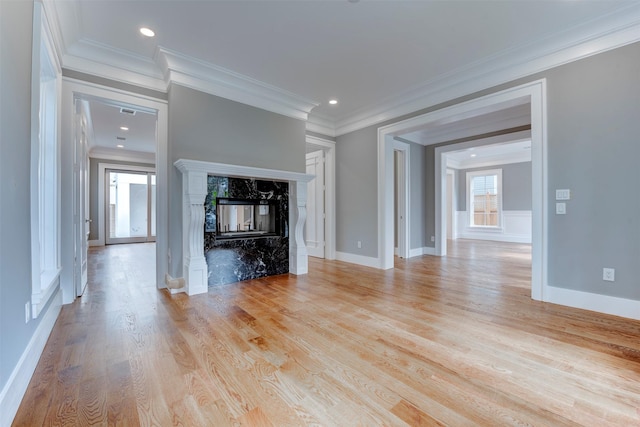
[
  {"left": 430, "top": 236, "right": 435, "bottom": 242},
  {"left": 603, "top": 268, "right": 615, "bottom": 282},
  {"left": 25, "top": 302, "right": 30, "bottom": 323},
  {"left": 357, "top": 241, "right": 362, "bottom": 249},
  {"left": 556, "top": 202, "right": 566, "bottom": 215}
]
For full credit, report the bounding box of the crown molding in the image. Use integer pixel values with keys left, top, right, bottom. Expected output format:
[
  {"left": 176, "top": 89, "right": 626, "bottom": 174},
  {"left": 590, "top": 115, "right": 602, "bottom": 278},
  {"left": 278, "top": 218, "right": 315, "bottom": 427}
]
[
  {"left": 306, "top": 113, "right": 336, "bottom": 137},
  {"left": 157, "top": 48, "right": 318, "bottom": 121},
  {"left": 449, "top": 151, "right": 531, "bottom": 170},
  {"left": 48, "top": 1, "right": 640, "bottom": 134},
  {"left": 89, "top": 146, "right": 155, "bottom": 164},
  {"left": 333, "top": 3, "right": 640, "bottom": 136}
]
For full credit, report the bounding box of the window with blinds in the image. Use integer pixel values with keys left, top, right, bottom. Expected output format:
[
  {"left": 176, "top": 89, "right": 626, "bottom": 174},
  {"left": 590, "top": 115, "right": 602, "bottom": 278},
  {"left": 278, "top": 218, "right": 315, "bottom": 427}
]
[{"left": 467, "top": 169, "right": 502, "bottom": 228}]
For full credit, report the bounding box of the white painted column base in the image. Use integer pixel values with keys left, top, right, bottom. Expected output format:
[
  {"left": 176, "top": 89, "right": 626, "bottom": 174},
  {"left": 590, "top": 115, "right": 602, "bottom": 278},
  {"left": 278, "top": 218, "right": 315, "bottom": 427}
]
[{"left": 184, "top": 255, "right": 208, "bottom": 295}]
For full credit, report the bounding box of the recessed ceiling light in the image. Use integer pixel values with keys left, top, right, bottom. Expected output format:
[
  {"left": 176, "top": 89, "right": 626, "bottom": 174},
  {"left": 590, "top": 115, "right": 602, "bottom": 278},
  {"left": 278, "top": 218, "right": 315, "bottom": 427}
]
[
  {"left": 116, "top": 144, "right": 124, "bottom": 148},
  {"left": 329, "top": 99, "right": 338, "bottom": 105},
  {"left": 139, "top": 27, "right": 155, "bottom": 37},
  {"left": 120, "top": 126, "right": 129, "bottom": 131},
  {"left": 470, "top": 154, "right": 477, "bottom": 158}
]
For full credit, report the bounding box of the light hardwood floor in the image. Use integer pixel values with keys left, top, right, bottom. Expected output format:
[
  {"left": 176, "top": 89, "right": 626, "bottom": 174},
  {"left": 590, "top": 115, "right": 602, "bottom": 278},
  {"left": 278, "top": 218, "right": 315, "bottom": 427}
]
[{"left": 13, "top": 240, "right": 640, "bottom": 426}]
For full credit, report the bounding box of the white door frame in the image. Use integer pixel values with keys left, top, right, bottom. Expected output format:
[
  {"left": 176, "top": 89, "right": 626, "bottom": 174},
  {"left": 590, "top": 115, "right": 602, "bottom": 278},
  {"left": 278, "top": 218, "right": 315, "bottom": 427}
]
[
  {"left": 102, "top": 167, "right": 157, "bottom": 245},
  {"left": 305, "top": 135, "right": 336, "bottom": 260},
  {"left": 394, "top": 141, "right": 410, "bottom": 259},
  {"left": 305, "top": 150, "right": 325, "bottom": 258},
  {"left": 61, "top": 78, "right": 168, "bottom": 302},
  {"left": 378, "top": 79, "right": 547, "bottom": 301}
]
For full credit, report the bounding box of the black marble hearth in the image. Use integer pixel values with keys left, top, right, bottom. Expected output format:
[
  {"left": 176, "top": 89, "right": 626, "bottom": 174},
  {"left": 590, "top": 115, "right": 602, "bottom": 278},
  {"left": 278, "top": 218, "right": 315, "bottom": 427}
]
[{"left": 204, "top": 176, "right": 289, "bottom": 286}]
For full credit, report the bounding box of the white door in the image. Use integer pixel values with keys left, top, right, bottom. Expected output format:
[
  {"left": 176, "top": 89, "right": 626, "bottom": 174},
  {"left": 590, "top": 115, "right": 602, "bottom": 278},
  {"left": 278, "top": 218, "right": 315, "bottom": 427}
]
[
  {"left": 75, "top": 102, "right": 89, "bottom": 296},
  {"left": 446, "top": 171, "right": 453, "bottom": 240},
  {"left": 306, "top": 150, "right": 325, "bottom": 258}
]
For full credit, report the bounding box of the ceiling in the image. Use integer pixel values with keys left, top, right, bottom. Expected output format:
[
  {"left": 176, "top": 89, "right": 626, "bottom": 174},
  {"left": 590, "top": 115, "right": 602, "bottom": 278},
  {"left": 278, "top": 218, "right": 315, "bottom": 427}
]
[{"left": 48, "top": 0, "right": 640, "bottom": 154}]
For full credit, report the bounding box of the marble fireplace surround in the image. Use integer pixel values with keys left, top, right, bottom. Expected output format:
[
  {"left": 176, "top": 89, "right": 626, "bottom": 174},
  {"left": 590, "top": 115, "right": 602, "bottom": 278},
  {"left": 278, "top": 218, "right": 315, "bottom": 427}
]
[{"left": 175, "top": 159, "right": 314, "bottom": 296}]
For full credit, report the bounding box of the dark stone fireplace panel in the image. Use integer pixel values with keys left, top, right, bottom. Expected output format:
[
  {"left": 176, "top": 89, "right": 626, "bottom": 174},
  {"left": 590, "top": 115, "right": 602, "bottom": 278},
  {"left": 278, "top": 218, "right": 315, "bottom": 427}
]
[
  {"left": 204, "top": 175, "right": 289, "bottom": 286},
  {"left": 205, "top": 237, "right": 289, "bottom": 286}
]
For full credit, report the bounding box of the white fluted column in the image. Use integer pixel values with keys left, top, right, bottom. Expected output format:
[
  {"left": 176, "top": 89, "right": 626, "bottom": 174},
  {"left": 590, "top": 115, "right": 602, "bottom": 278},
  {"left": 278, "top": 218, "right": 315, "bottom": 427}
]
[
  {"left": 289, "top": 180, "right": 309, "bottom": 275},
  {"left": 180, "top": 168, "right": 208, "bottom": 295}
]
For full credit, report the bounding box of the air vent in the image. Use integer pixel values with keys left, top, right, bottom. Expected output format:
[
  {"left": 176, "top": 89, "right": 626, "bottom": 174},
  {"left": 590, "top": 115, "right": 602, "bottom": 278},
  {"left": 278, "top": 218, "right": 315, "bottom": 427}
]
[
  {"left": 116, "top": 136, "right": 126, "bottom": 141},
  {"left": 119, "top": 107, "right": 137, "bottom": 116}
]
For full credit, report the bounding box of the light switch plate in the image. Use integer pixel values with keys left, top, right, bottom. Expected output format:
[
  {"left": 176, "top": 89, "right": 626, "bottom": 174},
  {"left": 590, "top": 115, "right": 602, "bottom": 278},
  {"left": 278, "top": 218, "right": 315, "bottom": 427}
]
[
  {"left": 556, "top": 202, "right": 566, "bottom": 215},
  {"left": 556, "top": 189, "right": 571, "bottom": 200},
  {"left": 603, "top": 268, "right": 615, "bottom": 282}
]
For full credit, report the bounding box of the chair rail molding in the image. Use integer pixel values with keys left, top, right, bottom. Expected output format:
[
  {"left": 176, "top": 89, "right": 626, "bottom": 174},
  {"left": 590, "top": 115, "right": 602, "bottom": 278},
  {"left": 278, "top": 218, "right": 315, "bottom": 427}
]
[{"left": 174, "top": 159, "right": 314, "bottom": 294}]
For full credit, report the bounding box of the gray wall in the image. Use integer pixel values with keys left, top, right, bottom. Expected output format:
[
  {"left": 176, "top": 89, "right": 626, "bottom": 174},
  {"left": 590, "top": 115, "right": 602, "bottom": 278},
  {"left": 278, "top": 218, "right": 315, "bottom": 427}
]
[
  {"left": 0, "top": 0, "right": 51, "bottom": 394},
  {"left": 335, "top": 41, "right": 640, "bottom": 300},
  {"left": 456, "top": 161, "right": 532, "bottom": 211},
  {"left": 167, "top": 83, "right": 306, "bottom": 277},
  {"left": 544, "top": 43, "right": 640, "bottom": 299},
  {"left": 88, "top": 157, "right": 155, "bottom": 240},
  {"left": 335, "top": 126, "right": 379, "bottom": 257}
]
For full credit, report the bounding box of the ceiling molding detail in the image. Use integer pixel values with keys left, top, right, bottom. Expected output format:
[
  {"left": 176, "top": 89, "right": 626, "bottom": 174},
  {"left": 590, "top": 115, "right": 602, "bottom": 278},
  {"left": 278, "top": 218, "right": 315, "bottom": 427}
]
[
  {"left": 305, "top": 113, "right": 337, "bottom": 138},
  {"left": 332, "top": 4, "right": 640, "bottom": 136},
  {"left": 446, "top": 151, "right": 532, "bottom": 170},
  {"left": 45, "top": 1, "right": 640, "bottom": 135},
  {"left": 156, "top": 48, "right": 318, "bottom": 121},
  {"left": 89, "top": 146, "right": 156, "bottom": 164}
]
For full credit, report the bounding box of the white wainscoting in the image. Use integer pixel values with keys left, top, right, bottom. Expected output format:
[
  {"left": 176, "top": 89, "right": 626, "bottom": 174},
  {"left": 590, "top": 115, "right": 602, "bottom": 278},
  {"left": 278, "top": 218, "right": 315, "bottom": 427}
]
[{"left": 456, "top": 210, "right": 532, "bottom": 243}]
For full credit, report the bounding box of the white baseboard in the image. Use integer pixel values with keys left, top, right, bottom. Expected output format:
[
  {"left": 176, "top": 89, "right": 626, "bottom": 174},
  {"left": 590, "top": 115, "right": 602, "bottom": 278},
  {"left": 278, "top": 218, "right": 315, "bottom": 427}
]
[
  {"left": 335, "top": 251, "right": 381, "bottom": 269},
  {"left": 422, "top": 247, "right": 437, "bottom": 256},
  {"left": 0, "top": 288, "right": 62, "bottom": 426},
  {"left": 408, "top": 247, "right": 437, "bottom": 257},
  {"left": 88, "top": 239, "right": 101, "bottom": 247},
  {"left": 545, "top": 286, "right": 640, "bottom": 321}
]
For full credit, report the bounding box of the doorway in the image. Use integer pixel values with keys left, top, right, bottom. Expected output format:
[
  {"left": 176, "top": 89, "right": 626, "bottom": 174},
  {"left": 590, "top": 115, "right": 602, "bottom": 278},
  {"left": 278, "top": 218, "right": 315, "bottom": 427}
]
[
  {"left": 105, "top": 170, "right": 156, "bottom": 244},
  {"left": 377, "top": 79, "right": 546, "bottom": 301},
  {"left": 63, "top": 78, "right": 168, "bottom": 303},
  {"left": 305, "top": 135, "right": 336, "bottom": 260}
]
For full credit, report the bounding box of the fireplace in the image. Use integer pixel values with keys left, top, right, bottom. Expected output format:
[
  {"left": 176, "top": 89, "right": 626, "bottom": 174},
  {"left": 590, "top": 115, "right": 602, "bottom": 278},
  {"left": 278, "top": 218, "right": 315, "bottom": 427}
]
[
  {"left": 174, "top": 159, "right": 313, "bottom": 295},
  {"left": 216, "top": 198, "right": 279, "bottom": 238}
]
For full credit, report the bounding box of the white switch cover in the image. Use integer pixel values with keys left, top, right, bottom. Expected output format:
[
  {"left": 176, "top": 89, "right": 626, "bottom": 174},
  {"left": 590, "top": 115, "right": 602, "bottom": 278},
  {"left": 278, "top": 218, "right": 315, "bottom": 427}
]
[
  {"left": 556, "top": 189, "right": 571, "bottom": 200},
  {"left": 603, "top": 268, "right": 615, "bottom": 282},
  {"left": 556, "top": 202, "right": 566, "bottom": 215}
]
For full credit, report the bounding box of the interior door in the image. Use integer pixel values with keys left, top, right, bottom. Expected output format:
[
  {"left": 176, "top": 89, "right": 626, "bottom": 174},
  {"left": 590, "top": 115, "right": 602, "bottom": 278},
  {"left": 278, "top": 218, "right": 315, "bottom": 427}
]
[
  {"left": 305, "top": 150, "right": 325, "bottom": 258},
  {"left": 106, "top": 170, "right": 156, "bottom": 244},
  {"left": 75, "top": 101, "right": 89, "bottom": 297}
]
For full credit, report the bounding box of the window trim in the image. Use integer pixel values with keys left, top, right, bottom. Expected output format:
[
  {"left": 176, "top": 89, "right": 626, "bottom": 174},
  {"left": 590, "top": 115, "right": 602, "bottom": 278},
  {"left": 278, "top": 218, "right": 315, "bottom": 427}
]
[
  {"left": 466, "top": 168, "right": 503, "bottom": 230},
  {"left": 30, "top": 3, "right": 61, "bottom": 318}
]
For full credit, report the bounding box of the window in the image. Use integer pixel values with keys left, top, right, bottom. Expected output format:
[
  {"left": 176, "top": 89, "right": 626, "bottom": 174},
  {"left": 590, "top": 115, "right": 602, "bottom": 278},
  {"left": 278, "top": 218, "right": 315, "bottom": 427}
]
[
  {"left": 30, "top": 3, "right": 61, "bottom": 318},
  {"left": 467, "top": 169, "right": 502, "bottom": 228}
]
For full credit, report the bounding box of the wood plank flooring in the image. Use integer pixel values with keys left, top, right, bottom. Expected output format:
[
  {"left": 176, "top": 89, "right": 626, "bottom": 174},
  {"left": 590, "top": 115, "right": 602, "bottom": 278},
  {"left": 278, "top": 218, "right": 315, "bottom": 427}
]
[{"left": 13, "top": 240, "right": 640, "bottom": 426}]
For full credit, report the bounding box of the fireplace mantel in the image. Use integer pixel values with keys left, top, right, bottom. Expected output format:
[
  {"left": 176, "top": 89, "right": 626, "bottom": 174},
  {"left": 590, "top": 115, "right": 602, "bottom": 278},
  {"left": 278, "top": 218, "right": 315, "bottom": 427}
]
[{"left": 174, "top": 159, "right": 314, "bottom": 295}]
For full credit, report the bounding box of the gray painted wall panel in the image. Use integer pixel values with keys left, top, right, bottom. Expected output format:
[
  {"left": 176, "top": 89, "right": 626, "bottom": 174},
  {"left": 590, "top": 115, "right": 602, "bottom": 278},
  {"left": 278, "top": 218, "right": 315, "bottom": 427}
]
[
  {"left": 0, "top": 0, "right": 37, "bottom": 390},
  {"left": 456, "top": 162, "right": 532, "bottom": 211},
  {"left": 545, "top": 44, "right": 640, "bottom": 299},
  {"left": 335, "top": 127, "right": 378, "bottom": 257},
  {"left": 167, "top": 84, "right": 306, "bottom": 276}
]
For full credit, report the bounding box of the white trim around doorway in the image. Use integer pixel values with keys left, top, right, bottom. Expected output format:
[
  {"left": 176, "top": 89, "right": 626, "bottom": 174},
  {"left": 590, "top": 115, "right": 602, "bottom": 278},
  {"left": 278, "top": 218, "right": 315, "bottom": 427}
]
[
  {"left": 62, "top": 78, "right": 168, "bottom": 300},
  {"left": 305, "top": 135, "right": 337, "bottom": 260},
  {"left": 377, "top": 79, "right": 547, "bottom": 303}
]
